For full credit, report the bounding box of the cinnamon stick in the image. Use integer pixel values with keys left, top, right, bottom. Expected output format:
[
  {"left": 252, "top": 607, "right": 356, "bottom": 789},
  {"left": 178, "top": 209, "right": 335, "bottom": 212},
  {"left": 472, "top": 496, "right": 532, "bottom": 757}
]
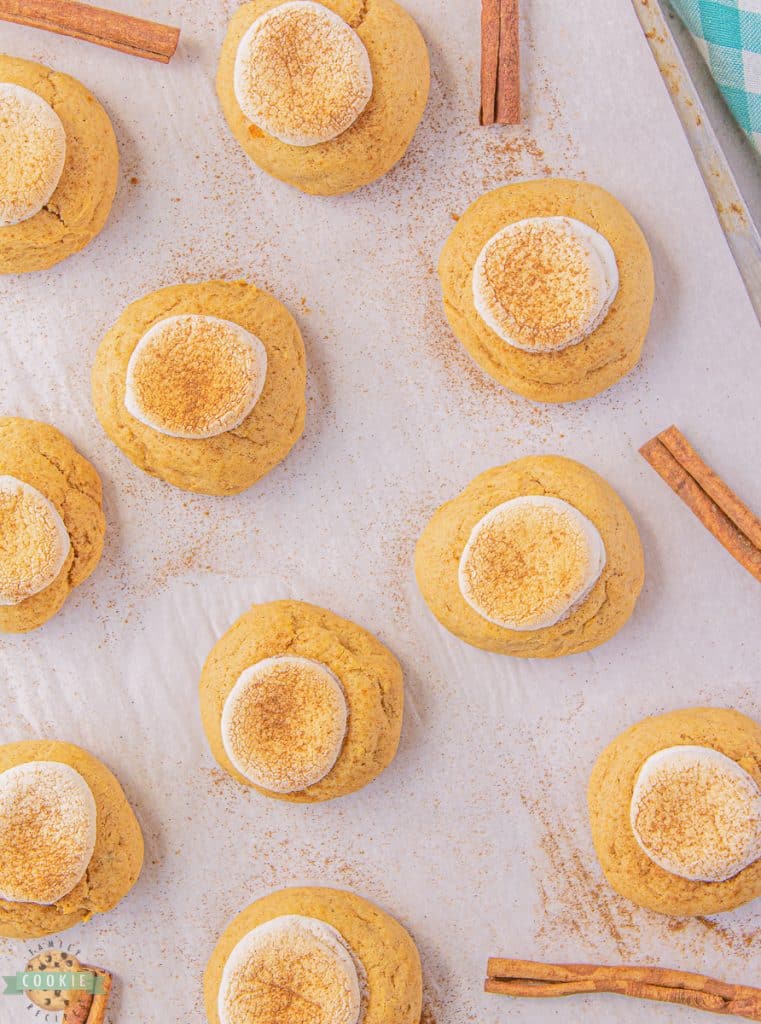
[
  {"left": 81, "top": 967, "right": 112, "bottom": 1024},
  {"left": 658, "top": 426, "right": 761, "bottom": 550},
  {"left": 480, "top": 0, "right": 520, "bottom": 125},
  {"left": 0, "top": 0, "right": 180, "bottom": 63},
  {"left": 480, "top": 0, "right": 500, "bottom": 126},
  {"left": 61, "top": 967, "right": 112, "bottom": 1024},
  {"left": 486, "top": 959, "right": 761, "bottom": 1021},
  {"left": 640, "top": 426, "right": 761, "bottom": 583}
]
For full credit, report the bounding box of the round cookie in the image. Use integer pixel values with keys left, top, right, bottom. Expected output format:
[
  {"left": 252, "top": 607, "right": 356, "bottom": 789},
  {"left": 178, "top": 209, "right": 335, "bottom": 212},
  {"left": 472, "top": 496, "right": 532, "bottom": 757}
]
[
  {"left": 588, "top": 707, "right": 761, "bottom": 917},
  {"left": 199, "top": 600, "right": 403, "bottom": 802},
  {"left": 438, "top": 179, "right": 654, "bottom": 403},
  {"left": 415, "top": 455, "right": 644, "bottom": 658},
  {"left": 0, "top": 740, "right": 144, "bottom": 939},
  {"left": 0, "top": 417, "right": 106, "bottom": 634},
  {"left": 25, "top": 950, "right": 81, "bottom": 1011},
  {"left": 204, "top": 886, "right": 422, "bottom": 1024},
  {"left": 92, "top": 280, "right": 306, "bottom": 495},
  {"left": 217, "top": 0, "right": 430, "bottom": 195},
  {"left": 0, "top": 55, "right": 119, "bottom": 274}
]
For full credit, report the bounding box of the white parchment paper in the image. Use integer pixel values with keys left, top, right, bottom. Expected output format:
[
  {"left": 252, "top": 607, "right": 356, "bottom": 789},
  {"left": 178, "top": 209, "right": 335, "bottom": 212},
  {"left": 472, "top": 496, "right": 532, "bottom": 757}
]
[{"left": 1, "top": 1, "right": 761, "bottom": 1021}]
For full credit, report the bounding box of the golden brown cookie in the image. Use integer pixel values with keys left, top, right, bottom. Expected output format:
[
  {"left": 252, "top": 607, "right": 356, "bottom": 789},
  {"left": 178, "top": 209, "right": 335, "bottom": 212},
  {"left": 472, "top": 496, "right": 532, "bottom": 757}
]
[
  {"left": 589, "top": 707, "right": 761, "bottom": 917},
  {"left": 0, "top": 55, "right": 118, "bottom": 274},
  {"left": 92, "top": 280, "right": 306, "bottom": 495},
  {"left": 204, "top": 886, "right": 422, "bottom": 1024},
  {"left": 415, "top": 455, "right": 644, "bottom": 658},
  {"left": 0, "top": 417, "right": 105, "bottom": 634},
  {"left": 217, "top": 0, "right": 429, "bottom": 195},
  {"left": 199, "top": 600, "right": 403, "bottom": 802},
  {"left": 438, "top": 179, "right": 654, "bottom": 403},
  {"left": 0, "top": 740, "right": 144, "bottom": 939}
]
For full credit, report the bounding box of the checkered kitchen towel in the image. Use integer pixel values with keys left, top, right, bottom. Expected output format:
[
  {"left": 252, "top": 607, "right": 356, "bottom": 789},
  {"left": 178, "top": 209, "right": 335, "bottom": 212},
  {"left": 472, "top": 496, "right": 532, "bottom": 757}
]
[{"left": 669, "top": 0, "right": 761, "bottom": 150}]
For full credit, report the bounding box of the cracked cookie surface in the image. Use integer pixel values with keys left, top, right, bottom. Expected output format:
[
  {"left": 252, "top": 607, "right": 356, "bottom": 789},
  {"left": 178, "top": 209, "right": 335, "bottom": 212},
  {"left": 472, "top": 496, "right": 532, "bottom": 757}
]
[
  {"left": 0, "top": 740, "right": 143, "bottom": 939},
  {"left": 0, "top": 417, "right": 105, "bottom": 634},
  {"left": 589, "top": 707, "right": 761, "bottom": 916},
  {"left": 92, "top": 280, "right": 306, "bottom": 495},
  {"left": 0, "top": 55, "right": 118, "bottom": 274},
  {"left": 415, "top": 455, "right": 644, "bottom": 657},
  {"left": 199, "top": 600, "right": 404, "bottom": 802},
  {"left": 204, "top": 886, "right": 422, "bottom": 1024},
  {"left": 216, "top": 0, "right": 430, "bottom": 195},
  {"left": 438, "top": 179, "right": 654, "bottom": 402}
]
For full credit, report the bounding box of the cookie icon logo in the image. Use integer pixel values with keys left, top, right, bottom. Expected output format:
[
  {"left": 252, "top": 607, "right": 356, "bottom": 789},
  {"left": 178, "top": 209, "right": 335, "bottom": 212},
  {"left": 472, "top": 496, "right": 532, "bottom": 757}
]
[
  {"left": 25, "top": 949, "right": 81, "bottom": 1011},
  {"left": 2, "top": 944, "right": 112, "bottom": 1022}
]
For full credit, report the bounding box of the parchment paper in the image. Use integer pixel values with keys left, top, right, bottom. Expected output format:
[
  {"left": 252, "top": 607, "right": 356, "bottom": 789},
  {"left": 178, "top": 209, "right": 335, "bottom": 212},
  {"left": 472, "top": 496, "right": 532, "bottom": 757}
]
[{"left": 1, "top": 1, "right": 761, "bottom": 1021}]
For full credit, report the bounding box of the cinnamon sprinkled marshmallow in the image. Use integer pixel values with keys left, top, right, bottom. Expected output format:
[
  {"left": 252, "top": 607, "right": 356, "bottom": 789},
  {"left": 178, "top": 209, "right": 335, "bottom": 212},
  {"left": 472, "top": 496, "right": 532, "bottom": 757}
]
[
  {"left": 473, "top": 217, "right": 619, "bottom": 352},
  {"left": 458, "top": 496, "right": 606, "bottom": 631},
  {"left": 0, "top": 762, "right": 96, "bottom": 905},
  {"left": 0, "top": 476, "right": 70, "bottom": 606},
  {"left": 218, "top": 915, "right": 363, "bottom": 1024},
  {"left": 233, "top": 1, "right": 373, "bottom": 146},
  {"left": 0, "top": 84, "right": 66, "bottom": 227},
  {"left": 631, "top": 746, "right": 761, "bottom": 882},
  {"left": 125, "top": 315, "right": 267, "bottom": 439},
  {"left": 222, "top": 656, "right": 348, "bottom": 793}
]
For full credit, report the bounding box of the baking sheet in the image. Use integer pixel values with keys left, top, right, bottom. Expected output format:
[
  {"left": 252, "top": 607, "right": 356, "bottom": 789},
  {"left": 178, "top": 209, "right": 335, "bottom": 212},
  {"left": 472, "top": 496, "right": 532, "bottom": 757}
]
[{"left": 1, "top": 1, "right": 761, "bottom": 1021}]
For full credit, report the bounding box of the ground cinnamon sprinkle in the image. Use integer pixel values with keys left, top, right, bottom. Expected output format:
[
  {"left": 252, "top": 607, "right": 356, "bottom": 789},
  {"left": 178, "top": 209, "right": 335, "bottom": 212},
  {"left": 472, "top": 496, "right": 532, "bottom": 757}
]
[
  {"left": 520, "top": 771, "right": 641, "bottom": 960},
  {"left": 475, "top": 219, "right": 599, "bottom": 351},
  {"left": 235, "top": 3, "right": 371, "bottom": 145}
]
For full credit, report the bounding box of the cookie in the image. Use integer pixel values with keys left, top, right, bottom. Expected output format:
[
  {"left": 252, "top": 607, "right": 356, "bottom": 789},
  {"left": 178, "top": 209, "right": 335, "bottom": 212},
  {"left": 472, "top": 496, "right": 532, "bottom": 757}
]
[
  {"left": 0, "top": 55, "right": 118, "bottom": 274},
  {"left": 217, "top": 0, "right": 429, "bottom": 195},
  {"left": 0, "top": 740, "right": 144, "bottom": 939},
  {"left": 25, "top": 950, "right": 81, "bottom": 1011},
  {"left": 0, "top": 417, "right": 105, "bottom": 634},
  {"left": 199, "top": 600, "right": 403, "bottom": 802},
  {"left": 438, "top": 179, "right": 654, "bottom": 402},
  {"left": 92, "top": 280, "right": 306, "bottom": 495},
  {"left": 204, "top": 887, "right": 422, "bottom": 1024},
  {"left": 589, "top": 707, "right": 761, "bottom": 916},
  {"left": 415, "top": 455, "right": 644, "bottom": 657}
]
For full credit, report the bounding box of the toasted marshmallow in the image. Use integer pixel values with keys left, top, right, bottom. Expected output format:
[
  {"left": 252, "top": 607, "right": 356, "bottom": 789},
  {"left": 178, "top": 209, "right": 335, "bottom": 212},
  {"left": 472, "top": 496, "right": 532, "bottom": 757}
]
[
  {"left": 458, "top": 495, "right": 606, "bottom": 631},
  {"left": 0, "top": 761, "right": 96, "bottom": 905},
  {"left": 234, "top": 1, "right": 373, "bottom": 146},
  {"left": 219, "top": 915, "right": 363, "bottom": 1024},
  {"left": 631, "top": 745, "right": 761, "bottom": 883},
  {"left": 0, "top": 476, "right": 70, "bottom": 606},
  {"left": 222, "top": 656, "right": 348, "bottom": 793},
  {"left": 125, "top": 315, "right": 267, "bottom": 439},
  {"left": 0, "top": 83, "right": 66, "bottom": 227},
  {"left": 473, "top": 217, "right": 619, "bottom": 352}
]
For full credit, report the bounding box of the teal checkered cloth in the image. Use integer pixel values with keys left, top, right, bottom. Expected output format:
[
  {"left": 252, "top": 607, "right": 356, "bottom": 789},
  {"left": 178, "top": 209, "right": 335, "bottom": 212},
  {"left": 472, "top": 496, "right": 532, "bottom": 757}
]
[{"left": 669, "top": 0, "right": 761, "bottom": 150}]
